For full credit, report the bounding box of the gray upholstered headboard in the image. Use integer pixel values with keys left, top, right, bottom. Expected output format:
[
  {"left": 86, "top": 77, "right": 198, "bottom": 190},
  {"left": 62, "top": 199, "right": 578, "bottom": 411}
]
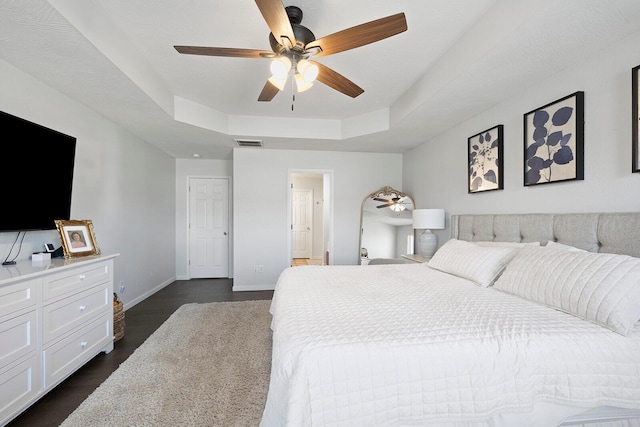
[{"left": 450, "top": 213, "right": 640, "bottom": 259}]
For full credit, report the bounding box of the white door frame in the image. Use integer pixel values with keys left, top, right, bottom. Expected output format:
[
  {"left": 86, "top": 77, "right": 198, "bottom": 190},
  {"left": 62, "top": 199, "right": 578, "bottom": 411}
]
[
  {"left": 287, "top": 169, "right": 334, "bottom": 265},
  {"left": 186, "top": 175, "right": 232, "bottom": 278}
]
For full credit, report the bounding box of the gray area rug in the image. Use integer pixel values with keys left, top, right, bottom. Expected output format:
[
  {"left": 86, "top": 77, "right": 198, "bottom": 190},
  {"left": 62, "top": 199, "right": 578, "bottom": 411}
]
[{"left": 61, "top": 300, "right": 272, "bottom": 427}]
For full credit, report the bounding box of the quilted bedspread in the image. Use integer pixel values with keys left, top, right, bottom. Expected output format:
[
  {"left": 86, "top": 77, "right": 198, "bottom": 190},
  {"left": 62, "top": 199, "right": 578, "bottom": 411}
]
[{"left": 260, "top": 263, "right": 640, "bottom": 427}]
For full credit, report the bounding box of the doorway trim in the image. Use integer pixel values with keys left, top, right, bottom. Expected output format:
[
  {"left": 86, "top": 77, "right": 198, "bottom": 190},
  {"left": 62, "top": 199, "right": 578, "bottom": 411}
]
[{"left": 288, "top": 169, "right": 334, "bottom": 266}]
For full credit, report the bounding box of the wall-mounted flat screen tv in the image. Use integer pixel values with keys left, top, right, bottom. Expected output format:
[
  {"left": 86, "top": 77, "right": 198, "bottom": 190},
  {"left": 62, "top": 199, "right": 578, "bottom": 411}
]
[{"left": 0, "top": 111, "right": 76, "bottom": 232}]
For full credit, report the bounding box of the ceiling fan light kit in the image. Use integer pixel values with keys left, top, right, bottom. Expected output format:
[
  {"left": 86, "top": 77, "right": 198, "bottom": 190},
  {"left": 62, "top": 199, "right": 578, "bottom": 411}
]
[
  {"left": 174, "top": 0, "right": 407, "bottom": 103},
  {"left": 267, "top": 56, "right": 318, "bottom": 93},
  {"left": 390, "top": 203, "right": 406, "bottom": 212}
]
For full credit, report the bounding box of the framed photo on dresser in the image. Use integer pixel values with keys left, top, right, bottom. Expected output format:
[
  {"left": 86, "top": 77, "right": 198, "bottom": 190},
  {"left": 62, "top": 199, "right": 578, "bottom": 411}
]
[{"left": 55, "top": 219, "right": 100, "bottom": 258}]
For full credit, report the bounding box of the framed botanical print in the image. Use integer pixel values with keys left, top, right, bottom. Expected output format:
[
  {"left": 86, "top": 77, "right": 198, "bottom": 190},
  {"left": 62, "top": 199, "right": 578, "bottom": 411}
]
[
  {"left": 55, "top": 219, "right": 100, "bottom": 258},
  {"left": 523, "top": 91, "right": 584, "bottom": 186},
  {"left": 633, "top": 65, "right": 639, "bottom": 173},
  {"left": 468, "top": 125, "right": 504, "bottom": 193}
]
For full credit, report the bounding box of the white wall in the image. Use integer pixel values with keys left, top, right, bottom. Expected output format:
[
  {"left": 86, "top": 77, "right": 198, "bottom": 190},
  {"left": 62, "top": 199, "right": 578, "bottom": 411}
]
[
  {"left": 233, "top": 148, "right": 403, "bottom": 291},
  {"left": 403, "top": 30, "right": 640, "bottom": 246},
  {"left": 0, "top": 59, "right": 176, "bottom": 309},
  {"left": 175, "top": 158, "right": 233, "bottom": 279}
]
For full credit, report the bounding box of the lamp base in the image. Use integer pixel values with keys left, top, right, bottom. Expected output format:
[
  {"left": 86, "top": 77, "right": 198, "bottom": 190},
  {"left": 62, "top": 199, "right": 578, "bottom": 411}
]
[{"left": 418, "top": 230, "right": 438, "bottom": 258}]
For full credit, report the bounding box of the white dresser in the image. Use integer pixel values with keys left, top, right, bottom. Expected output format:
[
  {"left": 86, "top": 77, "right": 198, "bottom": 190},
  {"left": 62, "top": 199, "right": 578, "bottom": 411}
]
[{"left": 0, "top": 254, "right": 118, "bottom": 426}]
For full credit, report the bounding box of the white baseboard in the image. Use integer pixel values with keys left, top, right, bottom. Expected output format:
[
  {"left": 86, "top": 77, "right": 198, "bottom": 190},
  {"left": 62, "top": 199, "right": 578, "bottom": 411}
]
[
  {"left": 232, "top": 283, "right": 275, "bottom": 292},
  {"left": 176, "top": 274, "right": 234, "bottom": 280},
  {"left": 123, "top": 276, "right": 175, "bottom": 310}
]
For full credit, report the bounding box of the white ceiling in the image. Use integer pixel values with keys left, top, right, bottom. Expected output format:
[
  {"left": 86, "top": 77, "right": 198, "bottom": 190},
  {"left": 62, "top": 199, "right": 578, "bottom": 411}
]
[{"left": 2, "top": 0, "right": 640, "bottom": 160}]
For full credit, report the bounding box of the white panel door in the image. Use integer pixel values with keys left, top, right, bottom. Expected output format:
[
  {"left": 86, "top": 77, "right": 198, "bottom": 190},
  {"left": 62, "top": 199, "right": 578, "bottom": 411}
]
[
  {"left": 189, "top": 177, "right": 229, "bottom": 278},
  {"left": 291, "top": 189, "right": 313, "bottom": 259}
]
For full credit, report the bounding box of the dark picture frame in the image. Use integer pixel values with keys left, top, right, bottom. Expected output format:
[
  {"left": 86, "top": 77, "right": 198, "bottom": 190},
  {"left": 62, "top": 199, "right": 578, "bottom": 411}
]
[
  {"left": 523, "top": 91, "right": 584, "bottom": 186},
  {"left": 55, "top": 219, "right": 100, "bottom": 258},
  {"left": 633, "top": 65, "right": 639, "bottom": 173},
  {"left": 468, "top": 125, "right": 504, "bottom": 193}
]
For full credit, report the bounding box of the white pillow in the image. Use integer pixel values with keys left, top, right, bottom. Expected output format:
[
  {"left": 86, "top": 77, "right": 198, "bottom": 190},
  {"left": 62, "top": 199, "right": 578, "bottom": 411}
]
[
  {"left": 427, "top": 239, "right": 519, "bottom": 287},
  {"left": 474, "top": 241, "right": 540, "bottom": 248},
  {"left": 494, "top": 245, "right": 640, "bottom": 336},
  {"left": 544, "top": 240, "right": 586, "bottom": 252}
]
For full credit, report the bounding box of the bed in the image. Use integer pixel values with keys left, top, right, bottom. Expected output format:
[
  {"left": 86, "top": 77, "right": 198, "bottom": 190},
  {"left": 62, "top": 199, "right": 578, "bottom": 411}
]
[{"left": 261, "top": 213, "right": 640, "bottom": 426}]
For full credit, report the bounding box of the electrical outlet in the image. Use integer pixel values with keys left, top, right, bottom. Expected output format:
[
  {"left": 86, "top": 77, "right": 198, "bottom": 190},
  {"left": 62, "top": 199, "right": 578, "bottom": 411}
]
[{"left": 258, "top": 265, "right": 264, "bottom": 273}]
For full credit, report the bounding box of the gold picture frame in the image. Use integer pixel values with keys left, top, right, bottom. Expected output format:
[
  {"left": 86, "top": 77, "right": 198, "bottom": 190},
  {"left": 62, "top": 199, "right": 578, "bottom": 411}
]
[{"left": 55, "top": 219, "right": 101, "bottom": 258}]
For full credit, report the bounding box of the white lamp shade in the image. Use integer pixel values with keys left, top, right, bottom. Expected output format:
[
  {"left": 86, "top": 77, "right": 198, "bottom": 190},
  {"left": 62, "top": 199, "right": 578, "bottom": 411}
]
[
  {"left": 268, "top": 75, "right": 287, "bottom": 91},
  {"left": 412, "top": 209, "right": 445, "bottom": 230},
  {"left": 297, "top": 59, "right": 319, "bottom": 82},
  {"left": 294, "top": 73, "right": 314, "bottom": 92},
  {"left": 270, "top": 57, "right": 291, "bottom": 79}
]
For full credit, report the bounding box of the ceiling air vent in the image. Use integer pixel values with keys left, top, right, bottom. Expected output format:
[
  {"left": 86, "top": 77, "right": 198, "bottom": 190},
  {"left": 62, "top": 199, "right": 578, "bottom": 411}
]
[{"left": 234, "top": 139, "right": 262, "bottom": 148}]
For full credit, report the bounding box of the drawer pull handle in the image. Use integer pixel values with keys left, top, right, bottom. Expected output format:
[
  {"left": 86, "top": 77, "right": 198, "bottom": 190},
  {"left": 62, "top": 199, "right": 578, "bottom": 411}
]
[
  {"left": 79, "top": 274, "right": 86, "bottom": 280},
  {"left": 80, "top": 341, "right": 87, "bottom": 349},
  {"left": 79, "top": 305, "right": 86, "bottom": 312}
]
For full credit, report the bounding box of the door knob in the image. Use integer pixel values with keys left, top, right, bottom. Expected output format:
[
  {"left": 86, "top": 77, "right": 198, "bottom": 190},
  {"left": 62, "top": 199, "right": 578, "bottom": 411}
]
[{"left": 224, "top": 232, "right": 228, "bottom": 235}]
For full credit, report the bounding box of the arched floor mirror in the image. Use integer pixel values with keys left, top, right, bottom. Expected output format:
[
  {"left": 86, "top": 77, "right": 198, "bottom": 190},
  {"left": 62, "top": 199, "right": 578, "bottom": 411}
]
[{"left": 358, "top": 186, "right": 415, "bottom": 265}]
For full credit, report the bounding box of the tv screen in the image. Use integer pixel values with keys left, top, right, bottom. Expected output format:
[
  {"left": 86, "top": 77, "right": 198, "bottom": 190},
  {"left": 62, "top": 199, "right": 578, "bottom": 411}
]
[{"left": 0, "top": 111, "right": 76, "bottom": 232}]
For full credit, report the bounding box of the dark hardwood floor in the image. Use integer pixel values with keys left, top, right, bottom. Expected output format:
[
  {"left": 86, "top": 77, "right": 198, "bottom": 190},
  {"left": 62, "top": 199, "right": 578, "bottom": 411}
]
[{"left": 6, "top": 278, "right": 273, "bottom": 427}]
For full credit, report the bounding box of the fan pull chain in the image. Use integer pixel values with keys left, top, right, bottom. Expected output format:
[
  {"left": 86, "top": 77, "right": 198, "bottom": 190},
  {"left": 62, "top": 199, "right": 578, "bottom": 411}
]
[{"left": 291, "top": 74, "right": 295, "bottom": 111}]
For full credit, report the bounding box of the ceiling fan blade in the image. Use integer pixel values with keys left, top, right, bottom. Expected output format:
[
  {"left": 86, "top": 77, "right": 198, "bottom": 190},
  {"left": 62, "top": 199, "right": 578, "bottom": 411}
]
[
  {"left": 373, "top": 198, "right": 389, "bottom": 202},
  {"left": 255, "top": 0, "right": 297, "bottom": 49},
  {"left": 376, "top": 204, "right": 390, "bottom": 209},
  {"left": 174, "top": 46, "right": 273, "bottom": 58},
  {"left": 311, "top": 61, "right": 364, "bottom": 98},
  {"left": 306, "top": 13, "right": 407, "bottom": 57},
  {"left": 258, "top": 80, "right": 280, "bottom": 102}
]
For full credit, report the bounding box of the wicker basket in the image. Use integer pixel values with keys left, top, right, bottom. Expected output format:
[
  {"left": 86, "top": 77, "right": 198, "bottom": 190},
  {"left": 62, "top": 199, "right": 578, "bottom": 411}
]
[{"left": 113, "top": 300, "right": 125, "bottom": 341}]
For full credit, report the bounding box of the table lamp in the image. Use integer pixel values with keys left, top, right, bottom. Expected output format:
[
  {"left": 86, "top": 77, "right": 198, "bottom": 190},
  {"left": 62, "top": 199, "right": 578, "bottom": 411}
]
[{"left": 412, "top": 209, "right": 445, "bottom": 257}]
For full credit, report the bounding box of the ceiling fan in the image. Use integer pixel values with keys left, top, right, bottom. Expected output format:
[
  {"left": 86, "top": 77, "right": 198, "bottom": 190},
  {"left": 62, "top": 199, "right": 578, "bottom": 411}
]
[
  {"left": 174, "top": 0, "right": 407, "bottom": 102},
  {"left": 374, "top": 197, "right": 410, "bottom": 211}
]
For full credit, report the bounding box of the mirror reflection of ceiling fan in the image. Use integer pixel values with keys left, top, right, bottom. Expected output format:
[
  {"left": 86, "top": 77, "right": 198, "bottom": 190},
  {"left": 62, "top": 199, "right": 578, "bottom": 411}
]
[
  {"left": 374, "top": 197, "right": 410, "bottom": 212},
  {"left": 174, "top": 0, "right": 407, "bottom": 102}
]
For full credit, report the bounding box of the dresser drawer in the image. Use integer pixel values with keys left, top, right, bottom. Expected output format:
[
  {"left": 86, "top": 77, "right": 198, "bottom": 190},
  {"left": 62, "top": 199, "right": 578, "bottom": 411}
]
[
  {"left": 42, "top": 262, "right": 111, "bottom": 303},
  {"left": 43, "top": 315, "right": 111, "bottom": 389},
  {"left": 42, "top": 285, "right": 110, "bottom": 345},
  {"left": 0, "top": 311, "right": 37, "bottom": 368},
  {"left": 0, "top": 354, "right": 40, "bottom": 424},
  {"left": 0, "top": 279, "right": 37, "bottom": 320}
]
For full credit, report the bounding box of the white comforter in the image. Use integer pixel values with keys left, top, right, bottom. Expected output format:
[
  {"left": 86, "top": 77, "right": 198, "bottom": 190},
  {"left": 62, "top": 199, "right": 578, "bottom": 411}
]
[{"left": 260, "top": 263, "right": 640, "bottom": 427}]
